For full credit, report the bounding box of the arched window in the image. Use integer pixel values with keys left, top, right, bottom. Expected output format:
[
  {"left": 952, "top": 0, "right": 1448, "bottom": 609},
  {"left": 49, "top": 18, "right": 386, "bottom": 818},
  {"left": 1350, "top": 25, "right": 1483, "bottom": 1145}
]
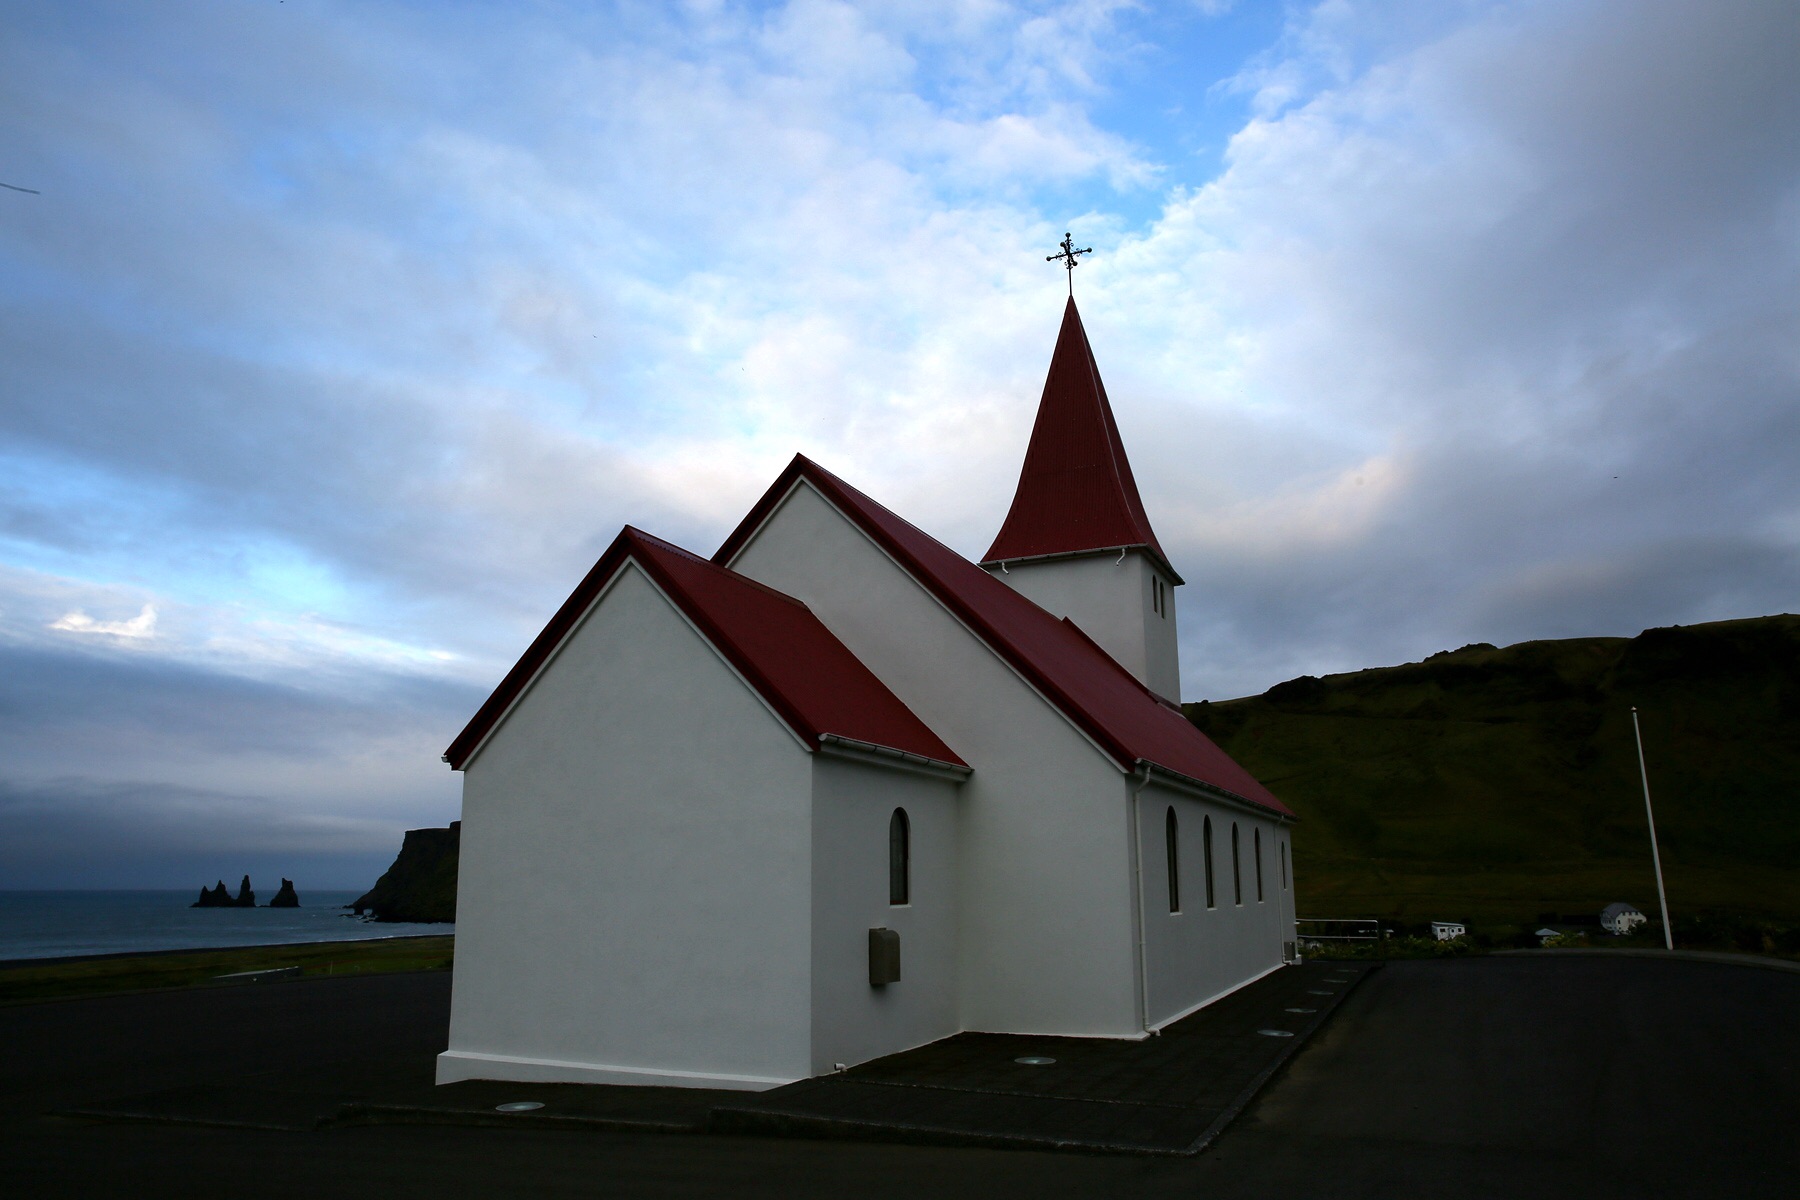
[
  {"left": 1281, "top": 841, "right": 1288, "bottom": 891},
  {"left": 1203, "top": 816, "right": 1216, "bottom": 909},
  {"left": 888, "top": 808, "right": 910, "bottom": 905},
  {"left": 1165, "top": 807, "right": 1180, "bottom": 913},
  {"left": 1232, "top": 823, "right": 1242, "bottom": 905},
  {"left": 1255, "top": 828, "right": 1264, "bottom": 902}
]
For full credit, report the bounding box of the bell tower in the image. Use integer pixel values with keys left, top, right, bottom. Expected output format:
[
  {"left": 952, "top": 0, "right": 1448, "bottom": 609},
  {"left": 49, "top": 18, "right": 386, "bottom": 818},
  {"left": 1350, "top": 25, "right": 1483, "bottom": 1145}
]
[{"left": 982, "top": 299, "right": 1182, "bottom": 701}]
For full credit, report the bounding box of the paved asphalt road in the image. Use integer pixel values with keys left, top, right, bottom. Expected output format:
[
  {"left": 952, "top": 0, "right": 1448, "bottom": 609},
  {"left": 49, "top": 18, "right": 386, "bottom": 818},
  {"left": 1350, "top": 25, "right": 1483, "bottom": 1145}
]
[{"left": 3, "top": 954, "right": 1795, "bottom": 1198}]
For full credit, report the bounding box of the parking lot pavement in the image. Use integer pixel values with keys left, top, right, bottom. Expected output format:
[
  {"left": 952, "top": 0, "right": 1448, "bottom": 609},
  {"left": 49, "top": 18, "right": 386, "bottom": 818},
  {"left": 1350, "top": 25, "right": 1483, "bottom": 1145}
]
[
  {"left": 1199, "top": 954, "right": 1800, "bottom": 1199},
  {"left": 60, "top": 960, "right": 1372, "bottom": 1155},
  {"left": 5, "top": 953, "right": 1798, "bottom": 1198}
]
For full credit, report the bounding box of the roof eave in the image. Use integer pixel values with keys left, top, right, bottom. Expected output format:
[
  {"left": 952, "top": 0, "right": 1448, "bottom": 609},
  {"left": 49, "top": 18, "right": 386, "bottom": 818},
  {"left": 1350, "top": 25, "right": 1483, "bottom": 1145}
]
[
  {"left": 774, "top": 463, "right": 1147, "bottom": 773},
  {"left": 1135, "top": 759, "right": 1296, "bottom": 822},
  {"left": 715, "top": 456, "right": 808, "bottom": 567},
  {"left": 718, "top": 459, "right": 1282, "bottom": 809},
  {"left": 817, "top": 733, "right": 972, "bottom": 781},
  {"left": 981, "top": 543, "right": 1186, "bottom": 587},
  {"left": 446, "top": 528, "right": 831, "bottom": 772},
  {"left": 444, "top": 532, "right": 639, "bottom": 770}
]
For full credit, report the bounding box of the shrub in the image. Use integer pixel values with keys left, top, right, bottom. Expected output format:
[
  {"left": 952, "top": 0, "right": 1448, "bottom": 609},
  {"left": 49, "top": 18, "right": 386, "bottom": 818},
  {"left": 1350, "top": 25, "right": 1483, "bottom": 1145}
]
[{"left": 1302, "top": 933, "right": 1477, "bottom": 960}]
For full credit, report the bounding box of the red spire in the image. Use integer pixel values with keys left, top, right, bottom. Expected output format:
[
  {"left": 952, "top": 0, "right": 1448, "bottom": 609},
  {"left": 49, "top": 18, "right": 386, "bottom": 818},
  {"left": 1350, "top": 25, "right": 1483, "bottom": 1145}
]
[{"left": 983, "top": 298, "right": 1169, "bottom": 570}]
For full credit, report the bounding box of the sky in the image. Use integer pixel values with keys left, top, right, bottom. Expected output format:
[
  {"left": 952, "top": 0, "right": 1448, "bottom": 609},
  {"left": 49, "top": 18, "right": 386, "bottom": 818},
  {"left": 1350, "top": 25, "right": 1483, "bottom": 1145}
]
[{"left": 1, "top": 0, "right": 1796, "bottom": 888}]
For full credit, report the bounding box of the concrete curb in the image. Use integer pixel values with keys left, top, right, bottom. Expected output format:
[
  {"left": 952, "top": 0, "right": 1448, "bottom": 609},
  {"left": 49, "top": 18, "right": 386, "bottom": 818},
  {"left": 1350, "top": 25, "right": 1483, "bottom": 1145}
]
[
  {"left": 1493, "top": 948, "right": 1800, "bottom": 975},
  {"left": 1179, "top": 960, "right": 1380, "bottom": 1155},
  {"left": 59, "top": 1106, "right": 330, "bottom": 1134},
  {"left": 708, "top": 961, "right": 1383, "bottom": 1158},
  {"left": 335, "top": 1102, "right": 703, "bottom": 1135},
  {"left": 706, "top": 1101, "right": 1169, "bottom": 1157}
]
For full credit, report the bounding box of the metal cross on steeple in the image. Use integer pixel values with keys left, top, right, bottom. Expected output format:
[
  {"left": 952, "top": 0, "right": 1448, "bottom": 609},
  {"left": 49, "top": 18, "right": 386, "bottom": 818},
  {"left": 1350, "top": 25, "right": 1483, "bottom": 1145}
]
[{"left": 1046, "top": 232, "right": 1092, "bottom": 296}]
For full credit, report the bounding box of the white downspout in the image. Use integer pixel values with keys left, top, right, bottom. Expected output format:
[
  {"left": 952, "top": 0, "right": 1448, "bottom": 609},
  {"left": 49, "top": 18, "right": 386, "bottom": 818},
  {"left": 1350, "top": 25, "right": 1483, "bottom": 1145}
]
[{"left": 1127, "top": 762, "right": 1154, "bottom": 1035}]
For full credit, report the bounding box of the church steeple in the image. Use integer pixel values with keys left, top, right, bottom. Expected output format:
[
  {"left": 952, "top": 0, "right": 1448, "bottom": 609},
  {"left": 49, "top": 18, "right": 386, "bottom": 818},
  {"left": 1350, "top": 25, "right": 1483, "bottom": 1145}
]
[
  {"left": 982, "top": 298, "right": 1183, "bottom": 701},
  {"left": 982, "top": 298, "right": 1174, "bottom": 578}
]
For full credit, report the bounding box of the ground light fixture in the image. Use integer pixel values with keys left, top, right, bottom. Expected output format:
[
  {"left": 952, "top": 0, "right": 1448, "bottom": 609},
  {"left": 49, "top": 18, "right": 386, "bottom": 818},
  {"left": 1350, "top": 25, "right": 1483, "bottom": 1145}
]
[
  {"left": 494, "top": 1101, "right": 544, "bottom": 1113},
  {"left": 1013, "top": 1056, "right": 1057, "bottom": 1065},
  {"left": 1257, "top": 1030, "right": 1295, "bottom": 1037}
]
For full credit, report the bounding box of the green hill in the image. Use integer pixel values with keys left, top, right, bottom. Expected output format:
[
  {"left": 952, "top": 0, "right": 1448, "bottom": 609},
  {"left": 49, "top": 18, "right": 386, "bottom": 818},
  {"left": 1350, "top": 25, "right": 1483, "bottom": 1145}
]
[{"left": 1185, "top": 615, "right": 1800, "bottom": 934}]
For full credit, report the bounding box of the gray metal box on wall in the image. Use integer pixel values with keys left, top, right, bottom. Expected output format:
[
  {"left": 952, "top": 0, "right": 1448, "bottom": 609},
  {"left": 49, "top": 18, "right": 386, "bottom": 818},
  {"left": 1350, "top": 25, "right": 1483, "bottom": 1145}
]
[{"left": 868, "top": 927, "right": 901, "bottom": 986}]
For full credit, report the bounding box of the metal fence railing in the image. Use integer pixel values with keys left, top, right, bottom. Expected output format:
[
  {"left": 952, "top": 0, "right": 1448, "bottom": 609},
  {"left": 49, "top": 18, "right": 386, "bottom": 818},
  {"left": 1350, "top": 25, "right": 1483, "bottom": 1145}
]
[{"left": 1296, "top": 918, "right": 1382, "bottom": 949}]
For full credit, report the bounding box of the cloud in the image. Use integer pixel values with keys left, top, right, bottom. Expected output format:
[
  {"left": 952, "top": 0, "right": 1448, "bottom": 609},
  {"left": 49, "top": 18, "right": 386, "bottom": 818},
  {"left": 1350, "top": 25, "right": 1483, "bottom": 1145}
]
[
  {"left": 1100, "top": 0, "right": 1800, "bottom": 695},
  {"left": 50, "top": 604, "right": 157, "bottom": 639},
  {"left": 1471, "top": 537, "right": 1800, "bottom": 647},
  {"left": 0, "top": 633, "right": 472, "bottom": 887},
  {"left": 0, "top": 0, "right": 1795, "bottom": 880},
  {"left": 0, "top": 776, "right": 408, "bottom": 890}
]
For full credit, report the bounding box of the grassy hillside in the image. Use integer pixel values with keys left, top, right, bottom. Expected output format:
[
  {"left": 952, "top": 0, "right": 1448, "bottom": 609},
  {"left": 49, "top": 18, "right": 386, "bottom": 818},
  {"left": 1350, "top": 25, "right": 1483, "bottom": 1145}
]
[
  {"left": 0, "top": 936, "right": 454, "bottom": 1005},
  {"left": 1186, "top": 615, "right": 1800, "bottom": 932}
]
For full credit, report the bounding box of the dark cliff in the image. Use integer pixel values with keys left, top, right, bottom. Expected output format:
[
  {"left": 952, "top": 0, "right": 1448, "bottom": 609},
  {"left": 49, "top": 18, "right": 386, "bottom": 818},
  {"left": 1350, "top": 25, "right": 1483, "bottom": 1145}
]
[{"left": 351, "top": 822, "right": 459, "bottom": 923}]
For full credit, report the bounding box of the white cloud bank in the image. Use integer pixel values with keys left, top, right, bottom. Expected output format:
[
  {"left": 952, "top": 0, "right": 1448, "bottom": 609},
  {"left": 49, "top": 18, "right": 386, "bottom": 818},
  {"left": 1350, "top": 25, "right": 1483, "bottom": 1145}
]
[
  {"left": 0, "top": 0, "right": 1795, "bottom": 882},
  {"left": 51, "top": 604, "right": 157, "bottom": 639},
  {"left": 1096, "top": 0, "right": 1800, "bottom": 688}
]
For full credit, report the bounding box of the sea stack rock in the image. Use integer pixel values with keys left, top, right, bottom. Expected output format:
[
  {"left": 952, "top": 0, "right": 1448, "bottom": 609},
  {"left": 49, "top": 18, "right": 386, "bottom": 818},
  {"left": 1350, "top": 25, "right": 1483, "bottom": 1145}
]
[
  {"left": 231, "top": 875, "right": 257, "bottom": 908},
  {"left": 191, "top": 880, "right": 233, "bottom": 908},
  {"left": 351, "top": 822, "right": 459, "bottom": 923},
  {"left": 268, "top": 878, "right": 300, "bottom": 907}
]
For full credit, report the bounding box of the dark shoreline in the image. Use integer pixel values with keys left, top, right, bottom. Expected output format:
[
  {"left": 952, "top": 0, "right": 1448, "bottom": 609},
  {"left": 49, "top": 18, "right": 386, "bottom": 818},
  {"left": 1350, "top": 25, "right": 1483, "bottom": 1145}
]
[{"left": 0, "top": 931, "right": 453, "bottom": 972}]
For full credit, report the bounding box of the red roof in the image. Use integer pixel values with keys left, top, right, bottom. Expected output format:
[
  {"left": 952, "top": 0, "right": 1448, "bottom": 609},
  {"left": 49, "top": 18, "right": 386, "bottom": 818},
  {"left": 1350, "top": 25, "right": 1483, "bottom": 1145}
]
[
  {"left": 717, "top": 457, "right": 1290, "bottom": 817},
  {"left": 983, "top": 298, "right": 1172, "bottom": 576},
  {"left": 445, "top": 526, "right": 966, "bottom": 772}
]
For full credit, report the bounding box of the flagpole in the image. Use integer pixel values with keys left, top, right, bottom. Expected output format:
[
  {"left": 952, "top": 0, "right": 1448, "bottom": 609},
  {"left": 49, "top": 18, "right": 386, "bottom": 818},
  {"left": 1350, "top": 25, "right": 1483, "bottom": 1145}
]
[{"left": 1631, "top": 707, "right": 1674, "bottom": 950}]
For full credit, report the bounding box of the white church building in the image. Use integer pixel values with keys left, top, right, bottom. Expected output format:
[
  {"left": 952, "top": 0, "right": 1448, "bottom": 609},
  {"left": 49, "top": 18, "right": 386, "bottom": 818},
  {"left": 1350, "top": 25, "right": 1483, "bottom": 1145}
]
[{"left": 437, "top": 299, "right": 1298, "bottom": 1091}]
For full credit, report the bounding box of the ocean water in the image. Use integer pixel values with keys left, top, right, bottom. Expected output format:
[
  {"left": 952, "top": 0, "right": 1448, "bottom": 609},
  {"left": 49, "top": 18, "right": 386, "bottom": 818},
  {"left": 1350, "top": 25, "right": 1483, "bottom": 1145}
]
[{"left": 0, "top": 890, "right": 453, "bottom": 962}]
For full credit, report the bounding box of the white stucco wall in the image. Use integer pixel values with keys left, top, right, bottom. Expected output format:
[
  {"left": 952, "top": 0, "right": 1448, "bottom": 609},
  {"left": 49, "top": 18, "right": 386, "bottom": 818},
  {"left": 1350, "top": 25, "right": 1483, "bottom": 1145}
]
[
  {"left": 440, "top": 563, "right": 816, "bottom": 1090},
  {"left": 1135, "top": 782, "right": 1295, "bottom": 1027},
  {"left": 985, "top": 551, "right": 1180, "bottom": 701},
  {"left": 727, "top": 482, "right": 1143, "bottom": 1038},
  {"left": 808, "top": 755, "right": 961, "bottom": 1074}
]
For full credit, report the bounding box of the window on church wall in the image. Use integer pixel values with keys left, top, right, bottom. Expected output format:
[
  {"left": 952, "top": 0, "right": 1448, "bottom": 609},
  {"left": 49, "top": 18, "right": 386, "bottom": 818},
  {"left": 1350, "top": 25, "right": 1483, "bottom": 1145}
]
[
  {"left": 1232, "top": 823, "right": 1242, "bottom": 905},
  {"left": 1203, "top": 816, "right": 1216, "bottom": 909},
  {"left": 889, "top": 809, "right": 910, "bottom": 906},
  {"left": 1255, "top": 828, "right": 1264, "bottom": 902},
  {"left": 1165, "top": 807, "right": 1180, "bottom": 914}
]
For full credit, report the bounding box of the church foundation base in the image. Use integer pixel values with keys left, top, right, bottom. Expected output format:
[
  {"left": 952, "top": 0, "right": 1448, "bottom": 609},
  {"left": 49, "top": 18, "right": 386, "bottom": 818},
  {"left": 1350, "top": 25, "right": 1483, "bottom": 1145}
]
[
  {"left": 1148, "top": 958, "right": 1287, "bottom": 1032},
  {"left": 434, "top": 1049, "right": 795, "bottom": 1091}
]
